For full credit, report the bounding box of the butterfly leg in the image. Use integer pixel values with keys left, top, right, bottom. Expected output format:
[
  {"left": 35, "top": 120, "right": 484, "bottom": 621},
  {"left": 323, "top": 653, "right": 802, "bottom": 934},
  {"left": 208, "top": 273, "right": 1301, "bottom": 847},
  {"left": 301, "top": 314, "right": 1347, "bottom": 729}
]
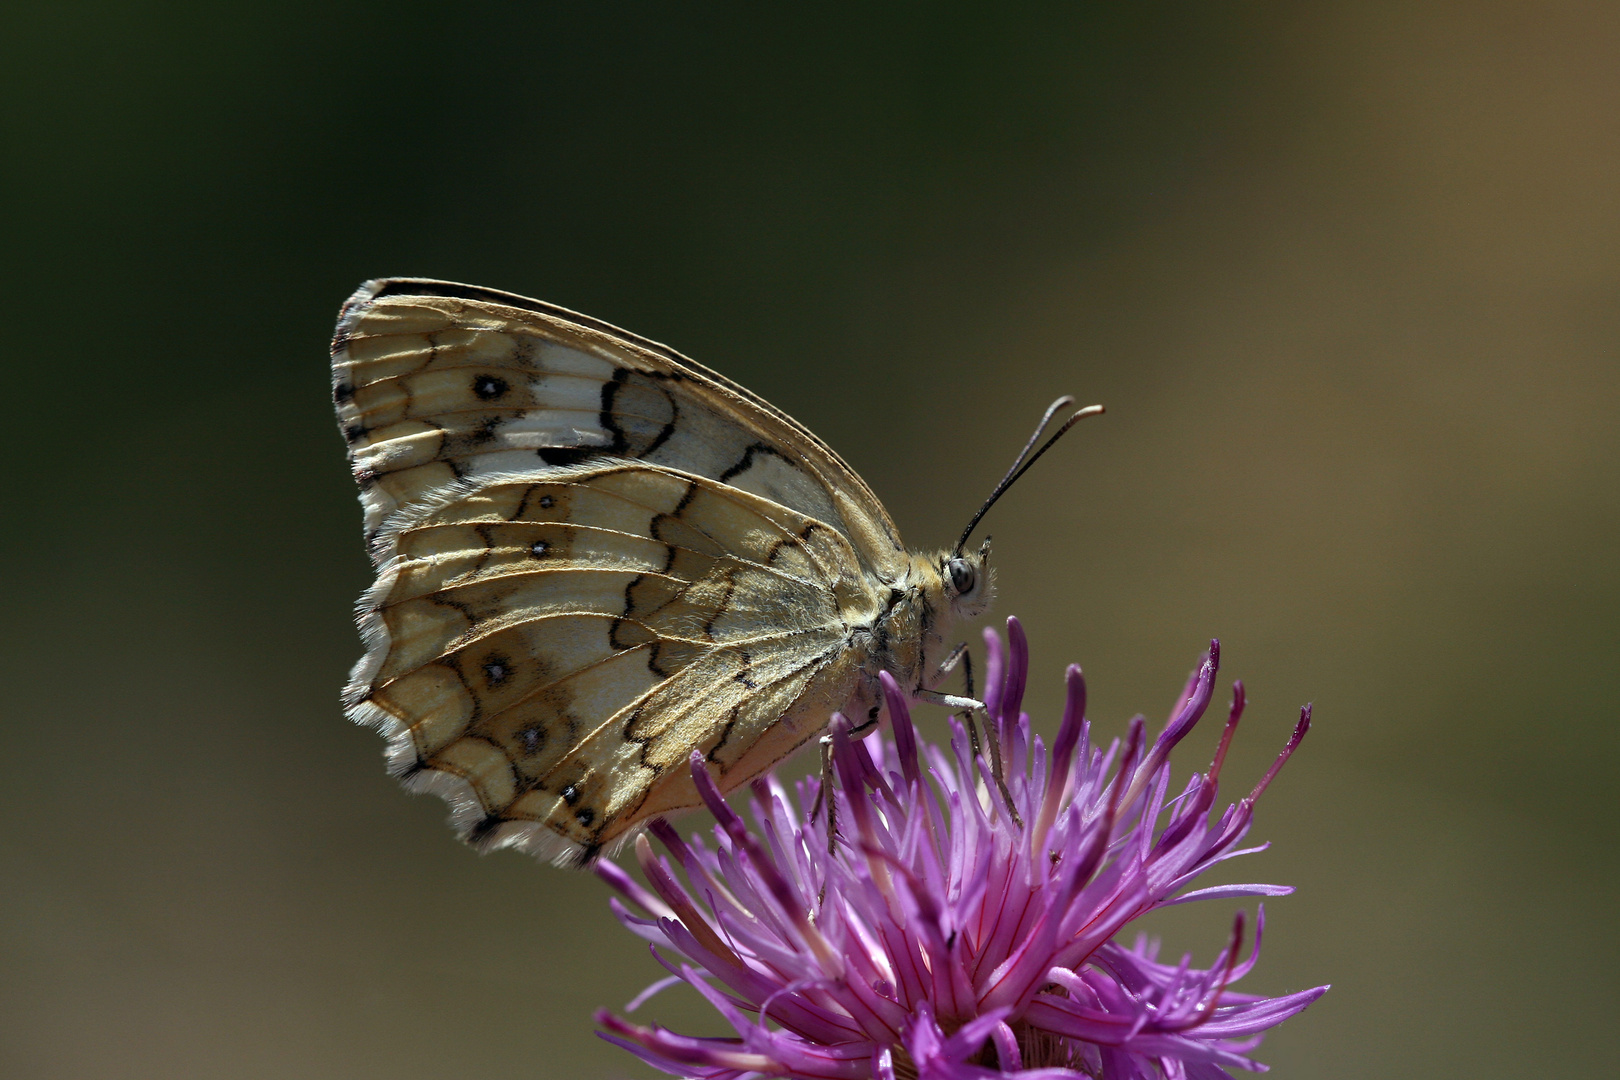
[
  {"left": 809, "top": 733, "right": 836, "bottom": 836},
  {"left": 805, "top": 734, "right": 837, "bottom": 911},
  {"left": 808, "top": 732, "right": 842, "bottom": 897},
  {"left": 933, "top": 644, "right": 983, "bottom": 761},
  {"left": 809, "top": 702, "right": 888, "bottom": 865},
  {"left": 915, "top": 688, "right": 1024, "bottom": 829},
  {"left": 935, "top": 640, "right": 969, "bottom": 680}
]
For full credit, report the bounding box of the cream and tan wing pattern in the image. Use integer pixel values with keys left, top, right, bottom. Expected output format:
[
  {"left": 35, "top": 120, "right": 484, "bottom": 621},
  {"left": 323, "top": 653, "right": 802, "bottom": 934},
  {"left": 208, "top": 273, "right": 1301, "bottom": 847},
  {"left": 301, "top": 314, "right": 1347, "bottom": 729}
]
[
  {"left": 333, "top": 279, "right": 906, "bottom": 577},
  {"left": 332, "top": 279, "right": 1001, "bottom": 864}
]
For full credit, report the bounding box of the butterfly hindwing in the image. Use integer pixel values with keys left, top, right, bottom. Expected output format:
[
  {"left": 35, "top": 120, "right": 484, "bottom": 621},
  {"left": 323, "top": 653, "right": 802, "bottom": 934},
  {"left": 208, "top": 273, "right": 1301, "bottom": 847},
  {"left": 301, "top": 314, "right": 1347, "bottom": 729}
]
[{"left": 346, "top": 458, "right": 876, "bottom": 861}]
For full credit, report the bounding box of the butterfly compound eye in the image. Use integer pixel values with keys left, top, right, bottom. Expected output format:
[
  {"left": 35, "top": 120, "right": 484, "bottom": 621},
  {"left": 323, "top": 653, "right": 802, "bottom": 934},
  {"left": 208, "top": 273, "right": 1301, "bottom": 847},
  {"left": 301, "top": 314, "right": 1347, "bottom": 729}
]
[{"left": 947, "top": 557, "right": 976, "bottom": 595}]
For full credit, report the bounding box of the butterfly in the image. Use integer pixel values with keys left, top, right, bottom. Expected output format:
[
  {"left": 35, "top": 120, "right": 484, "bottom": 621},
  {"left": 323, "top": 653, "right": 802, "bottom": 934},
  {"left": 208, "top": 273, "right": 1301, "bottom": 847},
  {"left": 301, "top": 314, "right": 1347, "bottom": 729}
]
[{"left": 332, "top": 279, "right": 1100, "bottom": 864}]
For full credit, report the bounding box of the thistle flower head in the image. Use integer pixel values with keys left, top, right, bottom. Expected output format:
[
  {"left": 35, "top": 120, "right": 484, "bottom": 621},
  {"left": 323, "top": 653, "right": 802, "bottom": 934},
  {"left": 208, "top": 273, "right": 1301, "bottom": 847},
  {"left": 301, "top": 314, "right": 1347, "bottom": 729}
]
[{"left": 596, "top": 619, "right": 1327, "bottom": 1079}]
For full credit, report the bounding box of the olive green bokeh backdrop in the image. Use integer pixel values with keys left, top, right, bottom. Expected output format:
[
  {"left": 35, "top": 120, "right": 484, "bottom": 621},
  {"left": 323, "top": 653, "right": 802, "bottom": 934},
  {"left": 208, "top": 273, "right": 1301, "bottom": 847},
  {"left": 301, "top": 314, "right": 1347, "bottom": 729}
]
[{"left": 3, "top": 3, "right": 1615, "bottom": 1078}]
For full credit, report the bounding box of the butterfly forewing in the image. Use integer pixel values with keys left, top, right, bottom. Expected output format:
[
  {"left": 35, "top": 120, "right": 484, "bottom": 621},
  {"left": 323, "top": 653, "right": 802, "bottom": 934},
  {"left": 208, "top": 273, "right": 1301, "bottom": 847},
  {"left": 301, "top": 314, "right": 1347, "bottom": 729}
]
[{"left": 334, "top": 280, "right": 905, "bottom": 576}]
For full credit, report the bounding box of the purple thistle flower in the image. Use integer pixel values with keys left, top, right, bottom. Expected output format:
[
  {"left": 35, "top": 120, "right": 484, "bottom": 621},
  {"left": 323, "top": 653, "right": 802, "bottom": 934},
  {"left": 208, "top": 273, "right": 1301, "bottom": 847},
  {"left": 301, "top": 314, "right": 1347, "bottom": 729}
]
[{"left": 596, "top": 618, "right": 1327, "bottom": 1079}]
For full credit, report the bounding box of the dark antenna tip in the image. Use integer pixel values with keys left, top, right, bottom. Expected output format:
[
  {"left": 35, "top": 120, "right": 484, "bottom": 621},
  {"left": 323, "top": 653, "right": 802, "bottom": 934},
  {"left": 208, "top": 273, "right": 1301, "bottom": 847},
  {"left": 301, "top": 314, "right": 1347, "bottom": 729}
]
[{"left": 954, "top": 398, "right": 1105, "bottom": 555}]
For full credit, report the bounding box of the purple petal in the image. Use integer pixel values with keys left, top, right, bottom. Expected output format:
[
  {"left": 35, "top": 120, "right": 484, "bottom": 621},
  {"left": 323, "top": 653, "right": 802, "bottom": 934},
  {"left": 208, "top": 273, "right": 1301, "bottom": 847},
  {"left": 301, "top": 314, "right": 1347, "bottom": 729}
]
[
  {"left": 625, "top": 973, "right": 684, "bottom": 1012},
  {"left": 1248, "top": 704, "right": 1312, "bottom": 803},
  {"left": 595, "top": 622, "right": 1324, "bottom": 1080},
  {"left": 1002, "top": 616, "right": 1030, "bottom": 729},
  {"left": 981, "top": 625, "right": 1005, "bottom": 722},
  {"left": 990, "top": 1020, "right": 1022, "bottom": 1071},
  {"left": 596, "top": 854, "right": 676, "bottom": 920},
  {"left": 1166, "top": 884, "right": 1294, "bottom": 906},
  {"left": 880, "top": 671, "right": 923, "bottom": 792}
]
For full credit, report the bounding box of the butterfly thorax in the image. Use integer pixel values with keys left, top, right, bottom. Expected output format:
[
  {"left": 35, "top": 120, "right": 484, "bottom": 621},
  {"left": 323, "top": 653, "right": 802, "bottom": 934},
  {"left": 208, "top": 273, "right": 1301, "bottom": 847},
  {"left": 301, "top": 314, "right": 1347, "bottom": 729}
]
[{"left": 838, "top": 549, "right": 996, "bottom": 725}]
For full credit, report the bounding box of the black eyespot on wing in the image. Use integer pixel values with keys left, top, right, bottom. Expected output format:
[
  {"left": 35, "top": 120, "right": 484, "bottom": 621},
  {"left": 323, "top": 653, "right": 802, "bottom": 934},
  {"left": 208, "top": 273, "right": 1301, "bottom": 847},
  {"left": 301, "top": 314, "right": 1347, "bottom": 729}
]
[
  {"left": 473, "top": 375, "right": 509, "bottom": 400},
  {"left": 574, "top": 808, "right": 595, "bottom": 828},
  {"left": 561, "top": 784, "right": 581, "bottom": 806},
  {"left": 483, "top": 655, "right": 512, "bottom": 685},
  {"left": 529, "top": 540, "right": 549, "bottom": 558}
]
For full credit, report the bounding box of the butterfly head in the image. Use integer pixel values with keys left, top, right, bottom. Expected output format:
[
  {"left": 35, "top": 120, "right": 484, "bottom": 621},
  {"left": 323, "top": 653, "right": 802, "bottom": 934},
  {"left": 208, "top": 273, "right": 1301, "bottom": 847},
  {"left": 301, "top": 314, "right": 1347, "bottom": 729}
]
[
  {"left": 894, "top": 542, "right": 996, "bottom": 687},
  {"left": 942, "top": 537, "right": 996, "bottom": 619}
]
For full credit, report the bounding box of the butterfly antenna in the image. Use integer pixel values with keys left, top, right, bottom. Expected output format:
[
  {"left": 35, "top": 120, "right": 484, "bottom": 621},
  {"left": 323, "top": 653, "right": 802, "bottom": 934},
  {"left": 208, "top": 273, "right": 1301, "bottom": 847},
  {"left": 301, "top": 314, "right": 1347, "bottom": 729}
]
[{"left": 954, "top": 397, "right": 1105, "bottom": 555}]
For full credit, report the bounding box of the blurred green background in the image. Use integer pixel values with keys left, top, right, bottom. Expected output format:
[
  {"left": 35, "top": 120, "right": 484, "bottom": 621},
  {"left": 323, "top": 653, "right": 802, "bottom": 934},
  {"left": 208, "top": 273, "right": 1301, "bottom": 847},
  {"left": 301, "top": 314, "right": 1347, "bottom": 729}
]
[{"left": 3, "top": 2, "right": 1616, "bottom": 1077}]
